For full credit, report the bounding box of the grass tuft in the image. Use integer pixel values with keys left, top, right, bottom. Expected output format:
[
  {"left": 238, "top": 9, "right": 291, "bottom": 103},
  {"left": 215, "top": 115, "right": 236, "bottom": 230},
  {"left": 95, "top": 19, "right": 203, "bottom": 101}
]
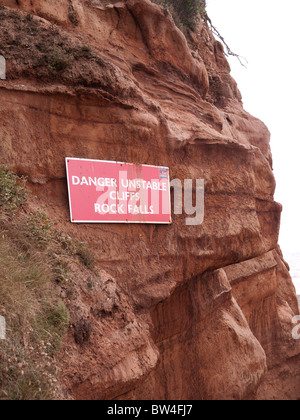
[
  {"left": 0, "top": 165, "right": 96, "bottom": 399},
  {"left": 0, "top": 166, "right": 27, "bottom": 214}
]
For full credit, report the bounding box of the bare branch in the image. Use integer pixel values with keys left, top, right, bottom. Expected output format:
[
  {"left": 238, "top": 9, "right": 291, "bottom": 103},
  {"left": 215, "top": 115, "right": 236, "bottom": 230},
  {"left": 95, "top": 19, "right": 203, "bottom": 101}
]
[{"left": 203, "top": 12, "right": 248, "bottom": 68}]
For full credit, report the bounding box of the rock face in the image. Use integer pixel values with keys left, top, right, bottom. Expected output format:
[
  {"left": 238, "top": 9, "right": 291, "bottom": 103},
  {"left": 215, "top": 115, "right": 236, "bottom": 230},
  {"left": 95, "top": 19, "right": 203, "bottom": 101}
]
[{"left": 0, "top": 0, "right": 299, "bottom": 400}]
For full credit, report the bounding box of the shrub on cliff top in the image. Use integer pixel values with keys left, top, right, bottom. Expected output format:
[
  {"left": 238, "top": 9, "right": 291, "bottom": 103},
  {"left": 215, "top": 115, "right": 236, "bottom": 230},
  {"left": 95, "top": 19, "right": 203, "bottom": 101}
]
[
  {"left": 152, "top": 0, "right": 206, "bottom": 32},
  {"left": 152, "top": 0, "right": 247, "bottom": 66}
]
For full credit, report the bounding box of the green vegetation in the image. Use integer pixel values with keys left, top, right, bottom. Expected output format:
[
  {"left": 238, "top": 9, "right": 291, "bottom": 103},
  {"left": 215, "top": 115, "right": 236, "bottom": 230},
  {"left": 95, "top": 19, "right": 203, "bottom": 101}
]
[
  {"left": 0, "top": 166, "right": 27, "bottom": 214},
  {"left": 35, "top": 301, "right": 69, "bottom": 356},
  {"left": 0, "top": 165, "right": 96, "bottom": 399},
  {"left": 152, "top": 0, "right": 246, "bottom": 66},
  {"left": 152, "top": 0, "right": 207, "bottom": 32},
  {"left": 23, "top": 209, "right": 97, "bottom": 272}
]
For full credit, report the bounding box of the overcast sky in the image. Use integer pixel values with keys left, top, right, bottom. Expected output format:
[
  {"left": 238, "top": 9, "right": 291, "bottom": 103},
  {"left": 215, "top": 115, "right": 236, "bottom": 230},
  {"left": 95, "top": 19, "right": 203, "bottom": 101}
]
[
  {"left": 206, "top": 0, "right": 300, "bottom": 253},
  {"left": 206, "top": 0, "right": 300, "bottom": 291}
]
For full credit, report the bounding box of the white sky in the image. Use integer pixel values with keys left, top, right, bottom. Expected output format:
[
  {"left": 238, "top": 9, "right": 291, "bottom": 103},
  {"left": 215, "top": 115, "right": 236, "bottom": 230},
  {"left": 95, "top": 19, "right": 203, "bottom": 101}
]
[
  {"left": 206, "top": 0, "right": 300, "bottom": 251},
  {"left": 206, "top": 0, "right": 300, "bottom": 291}
]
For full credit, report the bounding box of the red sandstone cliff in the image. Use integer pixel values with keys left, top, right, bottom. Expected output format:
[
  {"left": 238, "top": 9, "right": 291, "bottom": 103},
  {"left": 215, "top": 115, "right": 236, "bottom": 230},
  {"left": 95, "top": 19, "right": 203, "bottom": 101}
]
[{"left": 0, "top": 0, "right": 299, "bottom": 400}]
